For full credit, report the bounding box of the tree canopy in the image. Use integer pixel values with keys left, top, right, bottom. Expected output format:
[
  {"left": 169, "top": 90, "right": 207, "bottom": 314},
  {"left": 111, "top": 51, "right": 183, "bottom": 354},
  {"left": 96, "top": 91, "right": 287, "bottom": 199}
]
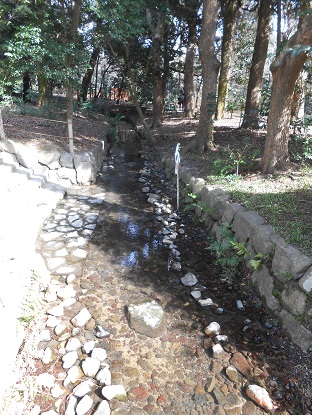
[{"left": 0, "top": 0, "right": 311, "bottom": 171}]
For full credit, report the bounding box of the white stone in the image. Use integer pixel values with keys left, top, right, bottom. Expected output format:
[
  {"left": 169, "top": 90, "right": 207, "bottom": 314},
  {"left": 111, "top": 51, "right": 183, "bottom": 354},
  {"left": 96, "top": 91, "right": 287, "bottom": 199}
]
[
  {"left": 86, "top": 213, "right": 98, "bottom": 223},
  {"left": 142, "top": 187, "right": 150, "bottom": 193},
  {"left": 72, "top": 219, "right": 83, "bottom": 228},
  {"left": 64, "top": 395, "right": 78, "bottom": 415},
  {"left": 36, "top": 373, "right": 55, "bottom": 389},
  {"left": 67, "top": 273, "right": 76, "bottom": 283},
  {"left": 171, "top": 262, "right": 181, "bottom": 271},
  {"left": 39, "top": 329, "right": 51, "bottom": 342},
  {"left": 82, "top": 357, "right": 101, "bottom": 377},
  {"left": 246, "top": 384, "right": 275, "bottom": 412},
  {"left": 191, "top": 290, "right": 201, "bottom": 300},
  {"left": 96, "top": 366, "right": 112, "bottom": 385},
  {"left": 56, "top": 265, "right": 76, "bottom": 275},
  {"left": 181, "top": 272, "right": 198, "bottom": 286},
  {"left": 62, "top": 351, "right": 78, "bottom": 369},
  {"left": 51, "top": 383, "right": 66, "bottom": 398},
  {"left": 236, "top": 300, "right": 245, "bottom": 310},
  {"left": 76, "top": 395, "right": 93, "bottom": 415},
  {"left": 60, "top": 298, "right": 77, "bottom": 308},
  {"left": 93, "top": 400, "right": 110, "bottom": 415},
  {"left": 72, "top": 248, "right": 88, "bottom": 259},
  {"left": 299, "top": 266, "right": 312, "bottom": 293},
  {"left": 40, "top": 411, "right": 58, "bottom": 415},
  {"left": 46, "top": 316, "right": 62, "bottom": 328},
  {"left": 73, "top": 379, "right": 95, "bottom": 397},
  {"left": 42, "top": 347, "right": 56, "bottom": 365},
  {"left": 101, "top": 385, "right": 127, "bottom": 401},
  {"left": 198, "top": 298, "right": 214, "bottom": 306},
  {"left": 54, "top": 323, "right": 67, "bottom": 336},
  {"left": 71, "top": 307, "right": 92, "bottom": 327},
  {"left": 91, "top": 348, "right": 107, "bottom": 362},
  {"left": 30, "top": 405, "right": 41, "bottom": 415},
  {"left": 204, "top": 322, "right": 220, "bottom": 337},
  {"left": 55, "top": 248, "right": 68, "bottom": 257},
  {"left": 47, "top": 304, "right": 64, "bottom": 317},
  {"left": 212, "top": 343, "right": 225, "bottom": 357},
  {"left": 82, "top": 340, "right": 96, "bottom": 354},
  {"left": 65, "top": 337, "right": 82, "bottom": 352},
  {"left": 215, "top": 334, "right": 228, "bottom": 343},
  {"left": 68, "top": 214, "right": 80, "bottom": 223},
  {"left": 64, "top": 366, "right": 84, "bottom": 387},
  {"left": 57, "top": 284, "right": 76, "bottom": 300}
]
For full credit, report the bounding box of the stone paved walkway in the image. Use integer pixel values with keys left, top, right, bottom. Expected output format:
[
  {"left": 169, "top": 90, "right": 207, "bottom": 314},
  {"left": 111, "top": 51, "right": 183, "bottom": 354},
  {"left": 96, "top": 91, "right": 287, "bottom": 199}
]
[{"left": 1, "top": 143, "right": 308, "bottom": 415}]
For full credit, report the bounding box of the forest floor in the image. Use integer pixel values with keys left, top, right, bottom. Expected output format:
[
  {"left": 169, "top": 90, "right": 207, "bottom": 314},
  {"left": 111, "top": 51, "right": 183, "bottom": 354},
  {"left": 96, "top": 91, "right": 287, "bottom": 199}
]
[{"left": 2, "top": 104, "right": 312, "bottom": 257}]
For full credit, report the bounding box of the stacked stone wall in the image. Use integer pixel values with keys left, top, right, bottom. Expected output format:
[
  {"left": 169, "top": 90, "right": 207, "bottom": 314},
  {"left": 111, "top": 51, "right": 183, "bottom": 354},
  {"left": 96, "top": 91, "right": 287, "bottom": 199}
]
[
  {"left": 0, "top": 138, "right": 105, "bottom": 185},
  {"left": 159, "top": 154, "right": 312, "bottom": 353}
]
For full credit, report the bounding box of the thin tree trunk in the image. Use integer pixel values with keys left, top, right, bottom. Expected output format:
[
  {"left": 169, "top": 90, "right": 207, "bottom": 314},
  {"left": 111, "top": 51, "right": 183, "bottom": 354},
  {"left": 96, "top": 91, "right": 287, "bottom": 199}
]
[
  {"left": 276, "top": 0, "right": 282, "bottom": 49},
  {"left": 0, "top": 109, "right": 6, "bottom": 140},
  {"left": 23, "top": 71, "right": 31, "bottom": 102},
  {"left": 261, "top": 12, "right": 312, "bottom": 173},
  {"left": 147, "top": 8, "right": 165, "bottom": 129},
  {"left": 184, "top": 0, "right": 219, "bottom": 153},
  {"left": 215, "top": 0, "right": 239, "bottom": 120},
  {"left": 241, "top": 0, "right": 273, "bottom": 129},
  {"left": 80, "top": 47, "right": 100, "bottom": 102},
  {"left": 183, "top": 15, "right": 197, "bottom": 118},
  {"left": 66, "top": 0, "right": 82, "bottom": 154}
]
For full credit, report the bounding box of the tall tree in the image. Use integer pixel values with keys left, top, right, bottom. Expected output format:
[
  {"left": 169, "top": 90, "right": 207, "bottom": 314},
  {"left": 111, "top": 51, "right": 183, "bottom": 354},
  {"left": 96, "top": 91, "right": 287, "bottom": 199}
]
[
  {"left": 215, "top": 0, "right": 240, "bottom": 120},
  {"left": 261, "top": 8, "right": 312, "bottom": 173},
  {"left": 80, "top": 47, "right": 100, "bottom": 101},
  {"left": 184, "top": 0, "right": 219, "bottom": 152},
  {"left": 147, "top": 5, "right": 166, "bottom": 129},
  {"left": 181, "top": 0, "right": 201, "bottom": 118},
  {"left": 241, "top": 0, "right": 273, "bottom": 129},
  {"left": 64, "top": 0, "right": 82, "bottom": 154}
]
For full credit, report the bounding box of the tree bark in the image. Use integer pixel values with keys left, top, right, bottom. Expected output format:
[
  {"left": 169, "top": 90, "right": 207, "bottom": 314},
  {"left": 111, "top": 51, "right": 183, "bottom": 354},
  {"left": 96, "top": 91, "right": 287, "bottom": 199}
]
[
  {"left": 66, "top": 0, "right": 82, "bottom": 154},
  {"left": 241, "top": 0, "right": 273, "bottom": 129},
  {"left": 183, "top": 12, "right": 197, "bottom": 118},
  {"left": 80, "top": 47, "right": 100, "bottom": 102},
  {"left": 147, "top": 8, "right": 165, "bottom": 129},
  {"left": 23, "top": 71, "right": 31, "bottom": 102},
  {"left": 215, "top": 0, "right": 240, "bottom": 120},
  {"left": 0, "top": 109, "right": 6, "bottom": 140},
  {"left": 261, "top": 12, "right": 312, "bottom": 173},
  {"left": 185, "top": 0, "right": 219, "bottom": 153}
]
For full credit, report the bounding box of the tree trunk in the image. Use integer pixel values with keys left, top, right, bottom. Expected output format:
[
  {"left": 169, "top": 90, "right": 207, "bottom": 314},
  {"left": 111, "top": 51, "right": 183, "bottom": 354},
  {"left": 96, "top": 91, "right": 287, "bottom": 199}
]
[
  {"left": 215, "top": 0, "right": 239, "bottom": 120},
  {"left": 241, "top": 0, "right": 273, "bottom": 129},
  {"left": 23, "top": 71, "right": 31, "bottom": 102},
  {"left": 37, "top": 71, "right": 51, "bottom": 106},
  {"left": 80, "top": 47, "right": 100, "bottom": 102},
  {"left": 185, "top": 0, "right": 219, "bottom": 153},
  {"left": 261, "top": 13, "right": 312, "bottom": 174},
  {"left": 66, "top": 0, "right": 82, "bottom": 154},
  {"left": 183, "top": 13, "right": 197, "bottom": 119},
  {"left": 276, "top": 0, "right": 282, "bottom": 49},
  {"left": 147, "top": 8, "right": 165, "bottom": 129},
  {"left": 0, "top": 109, "right": 6, "bottom": 140}
]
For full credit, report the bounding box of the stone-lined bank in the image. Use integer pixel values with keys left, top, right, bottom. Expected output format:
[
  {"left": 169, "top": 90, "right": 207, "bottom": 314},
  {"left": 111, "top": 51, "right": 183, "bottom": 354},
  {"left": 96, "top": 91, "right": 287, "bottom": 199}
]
[
  {"left": 0, "top": 138, "right": 105, "bottom": 185},
  {"left": 159, "top": 155, "right": 312, "bottom": 353}
]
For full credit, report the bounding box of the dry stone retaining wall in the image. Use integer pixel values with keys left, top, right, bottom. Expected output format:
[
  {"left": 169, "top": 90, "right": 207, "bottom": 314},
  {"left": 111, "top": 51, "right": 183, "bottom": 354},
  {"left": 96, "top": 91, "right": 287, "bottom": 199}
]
[
  {"left": 160, "top": 154, "right": 312, "bottom": 353},
  {"left": 0, "top": 138, "right": 105, "bottom": 185}
]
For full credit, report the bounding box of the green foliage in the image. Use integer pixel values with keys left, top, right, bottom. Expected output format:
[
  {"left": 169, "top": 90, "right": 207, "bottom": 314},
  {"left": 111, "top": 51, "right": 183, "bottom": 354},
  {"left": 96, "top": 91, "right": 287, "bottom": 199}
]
[
  {"left": 183, "top": 191, "right": 200, "bottom": 212},
  {"left": 208, "top": 223, "right": 244, "bottom": 281},
  {"left": 291, "top": 116, "right": 312, "bottom": 162},
  {"left": 212, "top": 148, "right": 260, "bottom": 176},
  {"left": 208, "top": 223, "right": 267, "bottom": 282}
]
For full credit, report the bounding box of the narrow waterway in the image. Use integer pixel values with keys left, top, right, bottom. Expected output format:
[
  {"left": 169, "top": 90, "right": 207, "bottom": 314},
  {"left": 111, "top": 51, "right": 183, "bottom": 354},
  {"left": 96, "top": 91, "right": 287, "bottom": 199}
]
[{"left": 8, "top": 138, "right": 310, "bottom": 415}]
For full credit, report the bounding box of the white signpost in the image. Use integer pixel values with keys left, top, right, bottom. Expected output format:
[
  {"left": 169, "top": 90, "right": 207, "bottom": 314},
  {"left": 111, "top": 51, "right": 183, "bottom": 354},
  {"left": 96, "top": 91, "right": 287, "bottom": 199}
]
[{"left": 174, "top": 143, "right": 181, "bottom": 210}]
